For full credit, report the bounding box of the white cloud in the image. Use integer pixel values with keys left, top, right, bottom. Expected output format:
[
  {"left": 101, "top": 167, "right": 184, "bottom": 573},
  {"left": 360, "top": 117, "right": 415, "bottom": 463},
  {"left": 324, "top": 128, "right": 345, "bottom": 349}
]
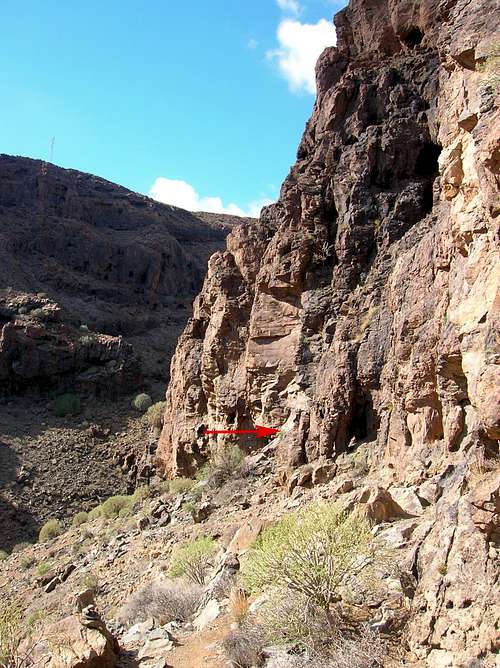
[
  {"left": 247, "top": 38, "right": 259, "bottom": 49},
  {"left": 149, "top": 177, "right": 273, "bottom": 218},
  {"left": 266, "top": 18, "right": 336, "bottom": 94},
  {"left": 276, "top": 0, "right": 301, "bottom": 15}
]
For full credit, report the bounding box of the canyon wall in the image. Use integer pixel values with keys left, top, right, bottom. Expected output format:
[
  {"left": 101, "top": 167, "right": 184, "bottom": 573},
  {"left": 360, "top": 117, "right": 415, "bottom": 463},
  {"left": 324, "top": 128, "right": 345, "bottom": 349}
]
[
  {"left": 0, "top": 155, "right": 249, "bottom": 394},
  {"left": 157, "top": 0, "right": 499, "bottom": 665}
]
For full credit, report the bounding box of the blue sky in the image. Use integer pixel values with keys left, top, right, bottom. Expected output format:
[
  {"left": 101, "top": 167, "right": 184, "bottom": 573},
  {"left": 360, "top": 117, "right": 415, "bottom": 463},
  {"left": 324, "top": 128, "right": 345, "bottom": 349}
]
[{"left": 1, "top": 0, "right": 344, "bottom": 216}]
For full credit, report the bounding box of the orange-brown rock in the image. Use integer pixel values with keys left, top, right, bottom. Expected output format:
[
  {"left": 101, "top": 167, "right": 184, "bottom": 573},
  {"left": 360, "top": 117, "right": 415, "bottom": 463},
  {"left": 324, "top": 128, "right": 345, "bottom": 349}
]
[{"left": 157, "top": 0, "right": 499, "bottom": 664}]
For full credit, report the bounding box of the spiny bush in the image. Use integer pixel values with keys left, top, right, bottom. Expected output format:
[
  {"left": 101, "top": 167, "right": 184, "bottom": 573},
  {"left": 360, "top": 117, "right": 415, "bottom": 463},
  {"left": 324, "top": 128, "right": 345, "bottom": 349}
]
[
  {"left": 88, "top": 506, "right": 102, "bottom": 521},
  {"left": 169, "top": 536, "right": 216, "bottom": 585},
  {"left": 201, "top": 445, "right": 247, "bottom": 489},
  {"left": 53, "top": 393, "right": 81, "bottom": 417},
  {"left": 132, "top": 393, "right": 152, "bottom": 412},
  {"left": 72, "top": 511, "right": 89, "bottom": 527},
  {"left": 10, "top": 543, "right": 31, "bottom": 555},
  {"left": 131, "top": 485, "right": 151, "bottom": 504},
  {"left": 258, "top": 590, "right": 332, "bottom": 650},
  {"left": 241, "top": 502, "right": 375, "bottom": 628},
  {"left": 19, "top": 555, "right": 35, "bottom": 571},
  {"left": 38, "top": 519, "right": 62, "bottom": 543},
  {"left": 168, "top": 477, "right": 195, "bottom": 495},
  {"left": 100, "top": 495, "right": 133, "bottom": 519},
  {"left": 0, "top": 602, "right": 47, "bottom": 668},
  {"left": 0, "top": 551, "right": 8, "bottom": 562},
  {"left": 35, "top": 562, "right": 49, "bottom": 577},
  {"left": 0, "top": 602, "right": 22, "bottom": 667},
  {"left": 229, "top": 587, "right": 249, "bottom": 626},
  {"left": 222, "top": 627, "right": 265, "bottom": 668},
  {"left": 145, "top": 401, "right": 166, "bottom": 429},
  {"left": 119, "top": 578, "right": 202, "bottom": 626},
  {"left": 259, "top": 630, "right": 384, "bottom": 668}
]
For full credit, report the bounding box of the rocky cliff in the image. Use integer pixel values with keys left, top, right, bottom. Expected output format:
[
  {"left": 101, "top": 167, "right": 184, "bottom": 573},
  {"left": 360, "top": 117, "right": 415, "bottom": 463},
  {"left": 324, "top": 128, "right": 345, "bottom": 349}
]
[
  {"left": 157, "top": 0, "right": 499, "bottom": 665},
  {"left": 0, "top": 155, "right": 250, "bottom": 395}
]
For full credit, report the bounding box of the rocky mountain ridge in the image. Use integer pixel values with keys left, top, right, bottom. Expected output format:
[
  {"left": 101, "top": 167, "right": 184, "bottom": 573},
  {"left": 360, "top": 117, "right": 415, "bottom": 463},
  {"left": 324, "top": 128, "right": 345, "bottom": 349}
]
[
  {"left": 156, "top": 0, "right": 499, "bottom": 665},
  {"left": 0, "top": 154, "right": 251, "bottom": 395},
  {"left": 0, "top": 155, "right": 252, "bottom": 548}
]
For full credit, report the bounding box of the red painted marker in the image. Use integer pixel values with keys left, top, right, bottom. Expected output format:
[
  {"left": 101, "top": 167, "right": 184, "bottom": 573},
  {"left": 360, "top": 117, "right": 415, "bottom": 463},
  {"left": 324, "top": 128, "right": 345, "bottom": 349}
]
[{"left": 203, "top": 424, "right": 280, "bottom": 438}]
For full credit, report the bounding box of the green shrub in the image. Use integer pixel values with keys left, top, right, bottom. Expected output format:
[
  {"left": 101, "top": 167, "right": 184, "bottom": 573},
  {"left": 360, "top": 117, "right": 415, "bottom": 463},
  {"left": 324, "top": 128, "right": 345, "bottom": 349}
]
[
  {"left": 26, "top": 608, "right": 46, "bottom": 629},
  {"left": 132, "top": 486, "right": 151, "bottom": 504},
  {"left": 88, "top": 506, "right": 102, "bottom": 521},
  {"left": 169, "top": 477, "right": 195, "bottom": 495},
  {"left": 36, "top": 562, "right": 49, "bottom": 577},
  {"left": 53, "top": 393, "right": 81, "bottom": 417},
  {"left": 182, "top": 500, "right": 196, "bottom": 517},
  {"left": 79, "top": 572, "right": 99, "bottom": 594},
  {"left": 72, "top": 511, "right": 89, "bottom": 527},
  {"left": 241, "top": 502, "right": 374, "bottom": 628},
  {"left": 169, "top": 536, "right": 216, "bottom": 584},
  {"left": 132, "top": 393, "right": 152, "bottom": 412},
  {"left": 202, "top": 445, "right": 247, "bottom": 489},
  {"left": 19, "top": 554, "right": 35, "bottom": 571},
  {"left": 146, "top": 401, "right": 166, "bottom": 428},
  {"left": 39, "top": 519, "right": 62, "bottom": 543},
  {"left": 0, "top": 550, "right": 8, "bottom": 562},
  {"left": 29, "top": 308, "right": 47, "bottom": 320},
  {"left": 100, "top": 495, "right": 133, "bottom": 519}
]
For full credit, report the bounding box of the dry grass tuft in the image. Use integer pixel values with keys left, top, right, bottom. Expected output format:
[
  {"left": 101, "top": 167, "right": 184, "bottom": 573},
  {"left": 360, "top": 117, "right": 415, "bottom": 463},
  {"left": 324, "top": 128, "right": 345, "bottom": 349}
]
[{"left": 119, "top": 578, "right": 202, "bottom": 626}]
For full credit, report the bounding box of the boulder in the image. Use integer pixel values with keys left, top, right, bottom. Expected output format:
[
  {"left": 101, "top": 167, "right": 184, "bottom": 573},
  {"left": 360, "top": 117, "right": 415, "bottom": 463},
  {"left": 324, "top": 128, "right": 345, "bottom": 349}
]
[{"left": 192, "top": 599, "right": 220, "bottom": 631}]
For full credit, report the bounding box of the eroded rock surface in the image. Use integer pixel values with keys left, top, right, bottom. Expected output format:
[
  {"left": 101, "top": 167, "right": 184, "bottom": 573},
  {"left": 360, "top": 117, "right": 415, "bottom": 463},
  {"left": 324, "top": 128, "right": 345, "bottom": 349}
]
[
  {"left": 0, "top": 155, "right": 250, "bottom": 395},
  {"left": 157, "top": 0, "right": 499, "bottom": 664}
]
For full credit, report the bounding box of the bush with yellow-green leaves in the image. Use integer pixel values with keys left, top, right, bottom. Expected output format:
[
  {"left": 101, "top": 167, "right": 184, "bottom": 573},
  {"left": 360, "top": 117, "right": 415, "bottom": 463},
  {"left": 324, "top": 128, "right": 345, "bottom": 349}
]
[
  {"left": 71, "top": 511, "right": 89, "bottom": 527},
  {"left": 169, "top": 536, "right": 216, "bottom": 585},
  {"left": 241, "top": 502, "right": 375, "bottom": 630},
  {"left": 38, "top": 519, "right": 62, "bottom": 543}
]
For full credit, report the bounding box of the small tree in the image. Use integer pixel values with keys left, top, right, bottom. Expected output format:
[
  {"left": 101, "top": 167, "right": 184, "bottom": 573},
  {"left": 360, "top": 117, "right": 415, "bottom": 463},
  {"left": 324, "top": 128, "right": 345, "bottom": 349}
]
[
  {"left": 241, "top": 502, "right": 374, "bottom": 629},
  {"left": 169, "top": 536, "right": 216, "bottom": 585}
]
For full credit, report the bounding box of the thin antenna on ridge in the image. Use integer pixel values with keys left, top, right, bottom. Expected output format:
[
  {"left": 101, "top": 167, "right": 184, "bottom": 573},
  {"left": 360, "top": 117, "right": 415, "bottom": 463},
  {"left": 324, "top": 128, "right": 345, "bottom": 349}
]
[{"left": 49, "top": 136, "right": 55, "bottom": 163}]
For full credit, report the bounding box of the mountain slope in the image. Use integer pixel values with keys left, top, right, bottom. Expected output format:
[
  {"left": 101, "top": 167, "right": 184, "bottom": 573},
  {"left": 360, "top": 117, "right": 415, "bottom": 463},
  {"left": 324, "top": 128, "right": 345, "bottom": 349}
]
[
  {"left": 0, "top": 155, "right": 252, "bottom": 548},
  {"left": 0, "top": 154, "right": 252, "bottom": 394}
]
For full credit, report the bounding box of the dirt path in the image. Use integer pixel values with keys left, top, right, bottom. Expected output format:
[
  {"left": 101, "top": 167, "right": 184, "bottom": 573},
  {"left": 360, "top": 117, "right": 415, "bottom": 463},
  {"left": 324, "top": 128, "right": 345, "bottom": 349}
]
[{"left": 165, "top": 616, "right": 230, "bottom": 668}]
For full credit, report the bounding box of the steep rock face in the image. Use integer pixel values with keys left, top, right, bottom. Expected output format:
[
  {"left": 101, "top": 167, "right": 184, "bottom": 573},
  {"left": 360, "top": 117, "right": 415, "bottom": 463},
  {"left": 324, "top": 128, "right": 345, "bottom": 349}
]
[
  {"left": 157, "top": 0, "right": 499, "bottom": 665},
  {"left": 0, "top": 155, "right": 249, "bottom": 394}
]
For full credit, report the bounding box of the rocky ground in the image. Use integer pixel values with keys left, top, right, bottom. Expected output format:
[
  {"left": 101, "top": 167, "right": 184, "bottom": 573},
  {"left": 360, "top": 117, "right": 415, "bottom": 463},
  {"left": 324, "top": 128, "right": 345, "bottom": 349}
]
[
  {"left": 0, "top": 394, "right": 154, "bottom": 550},
  {"left": 6, "top": 439, "right": 494, "bottom": 667}
]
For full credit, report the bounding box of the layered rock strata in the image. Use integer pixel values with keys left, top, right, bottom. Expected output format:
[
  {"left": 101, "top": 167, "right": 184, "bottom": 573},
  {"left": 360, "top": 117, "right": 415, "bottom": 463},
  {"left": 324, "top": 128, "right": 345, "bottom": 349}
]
[{"left": 0, "top": 155, "right": 249, "bottom": 394}]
